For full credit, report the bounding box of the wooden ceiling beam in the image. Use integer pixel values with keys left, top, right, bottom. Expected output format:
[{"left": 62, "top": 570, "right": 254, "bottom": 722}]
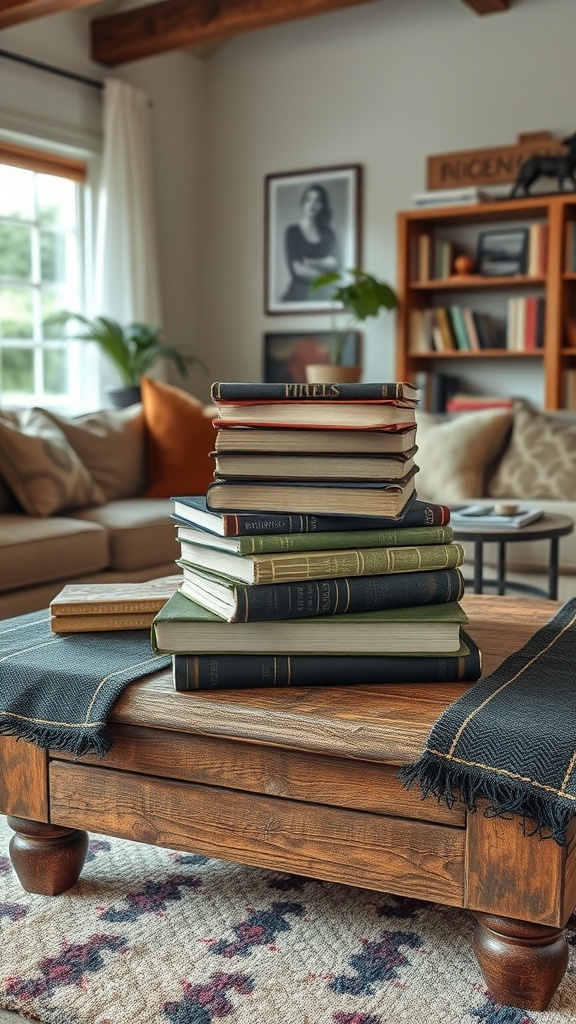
[
  {"left": 91, "top": 0, "right": 378, "bottom": 66},
  {"left": 0, "top": 0, "right": 95, "bottom": 29},
  {"left": 458, "top": 0, "right": 509, "bottom": 13}
]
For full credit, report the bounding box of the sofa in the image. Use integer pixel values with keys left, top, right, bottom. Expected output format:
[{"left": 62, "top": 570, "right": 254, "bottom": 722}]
[
  {"left": 415, "top": 402, "right": 576, "bottom": 601},
  {"left": 1, "top": 391, "right": 575, "bottom": 619},
  {"left": 0, "top": 376, "right": 218, "bottom": 619}
]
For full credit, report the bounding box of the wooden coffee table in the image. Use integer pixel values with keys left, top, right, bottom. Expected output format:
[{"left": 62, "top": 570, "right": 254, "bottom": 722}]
[{"left": 1, "top": 595, "right": 574, "bottom": 1011}]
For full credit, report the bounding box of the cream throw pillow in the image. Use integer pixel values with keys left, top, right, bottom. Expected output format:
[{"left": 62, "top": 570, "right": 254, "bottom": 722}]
[
  {"left": 0, "top": 409, "right": 105, "bottom": 517},
  {"left": 488, "top": 403, "right": 576, "bottom": 500},
  {"left": 416, "top": 408, "right": 513, "bottom": 503},
  {"left": 39, "top": 404, "right": 147, "bottom": 501}
]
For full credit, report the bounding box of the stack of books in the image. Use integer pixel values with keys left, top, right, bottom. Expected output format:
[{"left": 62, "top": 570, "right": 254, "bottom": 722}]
[{"left": 151, "top": 380, "right": 482, "bottom": 691}]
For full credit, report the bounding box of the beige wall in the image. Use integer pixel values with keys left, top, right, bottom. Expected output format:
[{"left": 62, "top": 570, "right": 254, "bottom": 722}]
[{"left": 2, "top": 0, "right": 576, "bottom": 401}]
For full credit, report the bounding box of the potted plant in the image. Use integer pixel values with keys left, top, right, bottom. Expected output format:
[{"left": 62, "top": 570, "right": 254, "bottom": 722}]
[
  {"left": 47, "top": 312, "right": 207, "bottom": 407},
  {"left": 308, "top": 269, "right": 398, "bottom": 383}
]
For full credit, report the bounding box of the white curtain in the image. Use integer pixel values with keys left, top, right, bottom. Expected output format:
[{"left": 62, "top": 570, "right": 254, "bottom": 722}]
[{"left": 94, "top": 79, "right": 162, "bottom": 327}]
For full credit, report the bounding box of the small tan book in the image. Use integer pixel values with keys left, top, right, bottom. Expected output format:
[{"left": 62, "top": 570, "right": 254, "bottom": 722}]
[{"left": 50, "top": 575, "right": 182, "bottom": 633}]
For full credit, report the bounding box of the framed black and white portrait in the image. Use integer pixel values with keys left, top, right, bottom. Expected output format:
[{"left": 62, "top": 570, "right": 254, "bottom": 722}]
[{"left": 265, "top": 165, "right": 362, "bottom": 315}]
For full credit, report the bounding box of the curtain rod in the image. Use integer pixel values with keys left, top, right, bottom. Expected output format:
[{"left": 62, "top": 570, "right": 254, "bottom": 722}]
[{"left": 0, "top": 49, "right": 103, "bottom": 91}]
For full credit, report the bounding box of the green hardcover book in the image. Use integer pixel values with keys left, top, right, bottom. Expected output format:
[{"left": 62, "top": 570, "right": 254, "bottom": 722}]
[
  {"left": 151, "top": 591, "right": 468, "bottom": 656},
  {"left": 175, "top": 521, "right": 454, "bottom": 556},
  {"left": 172, "top": 629, "right": 482, "bottom": 690},
  {"left": 176, "top": 564, "right": 464, "bottom": 623},
  {"left": 177, "top": 538, "right": 465, "bottom": 585}
]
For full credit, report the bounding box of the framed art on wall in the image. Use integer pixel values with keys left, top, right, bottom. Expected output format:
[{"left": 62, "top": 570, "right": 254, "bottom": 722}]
[
  {"left": 264, "top": 331, "right": 361, "bottom": 383},
  {"left": 265, "top": 165, "right": 362, "bottom": 315}
]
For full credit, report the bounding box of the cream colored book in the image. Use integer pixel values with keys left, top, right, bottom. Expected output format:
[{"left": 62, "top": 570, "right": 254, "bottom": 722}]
[{"left": 50, "top": 575, "right": 183, "bottom": 633}]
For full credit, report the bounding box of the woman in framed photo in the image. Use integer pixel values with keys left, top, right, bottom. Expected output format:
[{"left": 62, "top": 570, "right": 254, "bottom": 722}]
[{"left": 282, "top": 182, "right": 340, "bottom": 302}]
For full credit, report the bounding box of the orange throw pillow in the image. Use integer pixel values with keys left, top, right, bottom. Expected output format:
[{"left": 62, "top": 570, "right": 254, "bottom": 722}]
[{"left": 141, "top": 376, "right": 218, "bottom": 498}]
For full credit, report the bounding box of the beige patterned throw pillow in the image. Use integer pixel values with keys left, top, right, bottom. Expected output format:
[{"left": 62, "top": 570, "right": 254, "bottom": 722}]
[
  {"left": 0, "top": 409, "right": 105, "bottom": 517},
  {"left": 38, "top": 404, "right": 146, "bottom": 501},
  {"left": 488, "top": 403, "right": 576, "bottom": 500},
  {"left": 416, "top": 408, "right": 513, "bottom": 503}
]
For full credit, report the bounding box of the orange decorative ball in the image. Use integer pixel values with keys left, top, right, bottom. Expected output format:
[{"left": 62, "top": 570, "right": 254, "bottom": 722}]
[{"left": 453, "top": 254, "right": 475, "bottom": 276}]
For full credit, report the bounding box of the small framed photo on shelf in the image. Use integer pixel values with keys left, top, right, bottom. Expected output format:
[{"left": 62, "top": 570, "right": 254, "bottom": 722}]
[
  {"left": 264, "top": 164, "right": 362, "bottom": 314},
  {"left": 264, "top": 331, "right": 361, "bottom": 383},
  {"left": 476, "top": 228, "right": 529, "bottom": 276}
]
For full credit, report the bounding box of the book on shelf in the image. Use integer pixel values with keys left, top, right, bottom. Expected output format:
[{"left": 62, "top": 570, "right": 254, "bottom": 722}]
[
  {"left": 174, "top": 521, "right": 454, "bottom": 556},
  {"left": 214, "top": 424, "right": 418, "bottom": 455},
  {"left": 172, "top": 629, "right": 482, "bottom": 691},
  {"left": 50, "top": 576, "right": 183, "bottom": 633},
  {"left": 412, "top": 187, "right": 496, "bottom": 207},
  {"left": 205, "top": 471, "right": 418, "bottom": 518},
  {"left": 211, "top": 448, "right": 418, "bottom": 482},
  {"left": 211, "top": 381, "right": 420, "bottom": 403},
  {"left": 171, "top": 495, "right": 451, "bottom": 536},
  {"left": 151, "top": 591, "right": 468, "bottom": 655},
  {"left": 450, "top": 504, "right": 543, "bottom": 529},
  {"left": 177, "top": 537, "right": 464, "bottom": 587},
  {"left": 175, "top": 565, "right": 464, "bottom": 623},
  {"left": 214, "top": 403, "right": 417, "bottom": 431},
  {"left": 445, "top": 394, "right": 514, "bottom": 413}
]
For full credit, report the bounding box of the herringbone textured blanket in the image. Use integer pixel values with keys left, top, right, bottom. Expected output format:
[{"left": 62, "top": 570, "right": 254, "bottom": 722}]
[
  {"left": 0, "top": 610, "right": 170, "bottom": 756},
  {"left": 400, "top": 598, "right": 576, "bottom": 844}
]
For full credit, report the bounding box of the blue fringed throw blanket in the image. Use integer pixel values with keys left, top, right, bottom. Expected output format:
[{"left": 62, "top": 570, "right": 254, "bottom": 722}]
[
  {"left": 0, "top": 610, "right": 170, "bottom": 757},
  {"left": 399, "top": 597, "right": 576, "bottom": 845}
]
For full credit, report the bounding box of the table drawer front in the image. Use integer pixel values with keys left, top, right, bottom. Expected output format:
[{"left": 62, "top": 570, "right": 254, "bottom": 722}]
[
  {"left": 49, "top": 761, "right": 465, "bottom": 907},
  {"left": 56, "top": 725, "right": 464, "bottom": 827}
]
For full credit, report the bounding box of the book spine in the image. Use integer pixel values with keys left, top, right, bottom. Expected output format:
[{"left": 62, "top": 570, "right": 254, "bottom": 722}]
[
  {"left": 218, "top": 501, "right": 451, "bottom": 535},
  {"left": 231, "top": 567, "right": 464, "bottom": 622},
  {"left": 173, "top": 632, "right": 481, "bottom": 690},
  {"left": 51, "top": 614, "right": 154, "bottom": 632},
  {"left": 50, "top": 600, "right": 166, "bottom": 616},
  {"left": 229, "top": 525, "right": 454, "bottom": 555},
  {"left": 250, "top": 542, "right": 464, "bottom": 585},
  {"left": 211, "top": 382, "right": 414, "bottom": 402}
]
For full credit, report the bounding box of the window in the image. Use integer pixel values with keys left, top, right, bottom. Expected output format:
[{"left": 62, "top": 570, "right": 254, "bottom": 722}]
[{"left": 0, "top": 142, "right": 87, "bottom": 409}]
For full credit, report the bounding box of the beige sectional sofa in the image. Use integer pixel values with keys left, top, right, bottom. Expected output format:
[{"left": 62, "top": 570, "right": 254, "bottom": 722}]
[
  {"left": 0, "top": 396, "right": 574, "bottom": 619},
  {"left": 0, "top": 371, "right": 225, "bottom": 620},
  {"left": 416, "top": 402, "right": 576, "bottom": 601}
]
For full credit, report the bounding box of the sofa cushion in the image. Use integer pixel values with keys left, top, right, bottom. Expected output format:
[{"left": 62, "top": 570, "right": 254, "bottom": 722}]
[
  {"left": 70, "top": 498, "right": 179, "bottom": 572},
  {"left": 0, "top": 410, "right": 105, "bottom": 516},
  {"left": 140, "top": 376, "right": 217, "bottom": 499},
  {"left": 415, "top": 408, "right": 513, "bottom": 503},
  {"left": 39, "top": 404, "right": 147, "bottom": 501},
  {"left": 488, "top": 403, "right": 576, "bottom": 501},
  {"left": 0, "top": 514, "right": 109, "bottom": 593}
]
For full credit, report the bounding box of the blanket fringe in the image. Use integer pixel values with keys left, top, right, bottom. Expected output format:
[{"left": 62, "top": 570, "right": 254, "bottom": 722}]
[
  {"left": 398, "top": 755, "right": 575, "bottom": 846},
  {"left": 0, "top": 719, "right": 111, "bottom": 759}
]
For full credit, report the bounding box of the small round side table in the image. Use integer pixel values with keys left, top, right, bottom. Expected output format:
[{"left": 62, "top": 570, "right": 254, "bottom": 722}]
[{"left": 451, "top": 512, "right": 574, "bottom": 600}]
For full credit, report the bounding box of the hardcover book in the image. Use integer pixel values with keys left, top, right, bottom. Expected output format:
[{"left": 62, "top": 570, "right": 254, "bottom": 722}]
[
  {"left": 170, "top": 495, "right": 450, "bottom": 536},
  {"left": 450, "top": 505, "right": 543, "bottom": 529},
  {"left": 214, "top": 403, "right": 416, "bottom": 430},
  {"left": 211, "top": 448, "right": 418, "bottom": 481},
  {"left": 205, "top": 471, "right": 418, "bottom": 518},
  {"left": 151, "top": 592, "right": 468, "bottom": 655},
  {"left": 175, "top": 565, "right": 465, "bottom": 623},
  {"left": 177, "top": 539, "right": 464, "bottom": 586},
  {"left": 174, "top": 522, "right": 454, "bottom": 556},
  {"left": 51, "top": 612, "right": 159, "bottom": 633},
  {"left": 211, "top": 381, "right": 420, "bottom": 403},
  {"left": 172, "top": 629, "right": 482, "bottom": 690},
  {"left": 214, "top": 425, "right": 418, "bottom": 455}
]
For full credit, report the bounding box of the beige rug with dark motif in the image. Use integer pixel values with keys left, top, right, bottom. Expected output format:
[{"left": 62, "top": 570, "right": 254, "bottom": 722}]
[{"left": 1, "top": 815, "right": 575, "bottom": 1023}]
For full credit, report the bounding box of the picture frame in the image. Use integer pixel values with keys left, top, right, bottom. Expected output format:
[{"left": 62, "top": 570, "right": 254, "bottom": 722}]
[
  {"left": 264, "top": 331, "right": 361, "bottom": 383},
  {"left": 264, "top": 164, "right": 362, "bottom": 314},
  {"left": 476, "top": 228, "right": 529, "bottom": 277}
]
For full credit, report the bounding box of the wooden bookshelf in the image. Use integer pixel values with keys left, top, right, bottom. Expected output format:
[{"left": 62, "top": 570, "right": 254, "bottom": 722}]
[{"left": 395, "top": 193, "right": 576, "bottom": 410}]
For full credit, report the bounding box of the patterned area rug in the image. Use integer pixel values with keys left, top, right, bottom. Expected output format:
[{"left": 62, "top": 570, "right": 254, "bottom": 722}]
[{"left": 1, "top": 816, "right": 576, "bottom": 1024}]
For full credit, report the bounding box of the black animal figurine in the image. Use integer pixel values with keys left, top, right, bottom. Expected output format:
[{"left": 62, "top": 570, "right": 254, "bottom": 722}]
[{"left": 511, "top": 133, "right": 576, "bottom": 196}]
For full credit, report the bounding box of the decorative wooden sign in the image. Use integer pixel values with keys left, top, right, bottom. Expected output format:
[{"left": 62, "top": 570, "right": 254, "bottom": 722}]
[{"left": 426, "top": 131, "right": 566, "bottom": 190}]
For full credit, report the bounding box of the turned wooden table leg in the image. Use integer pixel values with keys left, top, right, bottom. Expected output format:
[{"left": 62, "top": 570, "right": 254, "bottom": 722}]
[
  {"left": 473, "top": 912, "right": 568, "bottom": 1010},
  {"left": 7, "top": 816, "right": 89, "bottom": 895}
]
